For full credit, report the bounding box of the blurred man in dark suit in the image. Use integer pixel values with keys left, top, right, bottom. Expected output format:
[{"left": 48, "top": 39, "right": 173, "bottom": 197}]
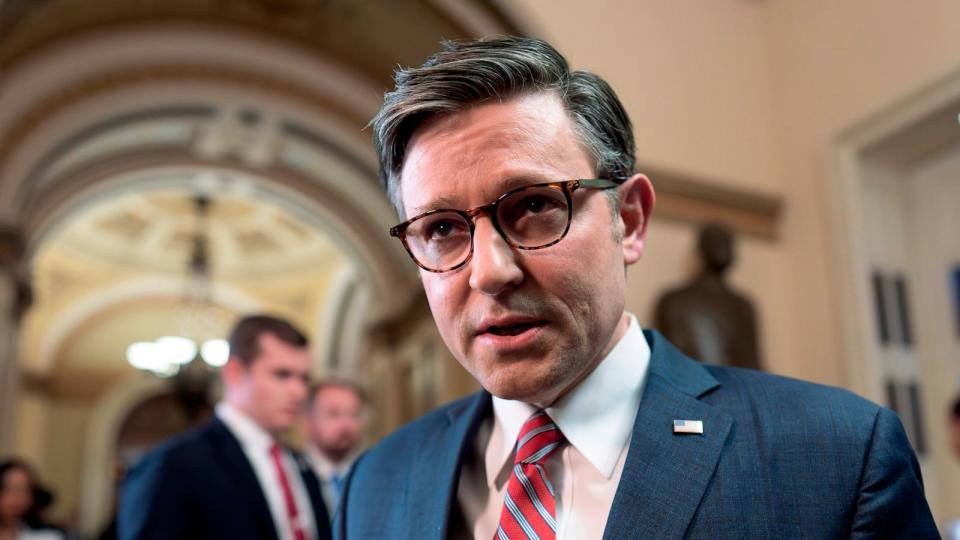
[{"left": 119, "top": 315, "right": 331, "bottom": 540}]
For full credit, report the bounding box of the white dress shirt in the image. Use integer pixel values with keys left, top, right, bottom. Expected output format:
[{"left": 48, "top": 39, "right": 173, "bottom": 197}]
[
  {"left": 457, "top": 314, "right": 651, "bottom": 539},
  {"left": 305, "top": 447, "right": 355, "bottom": 521},
  {"left": 216, "top": 403, "right": 317, "bottom": 540},
  {"left": 17, "top": 528, "right": 65, "bottom": 540}
]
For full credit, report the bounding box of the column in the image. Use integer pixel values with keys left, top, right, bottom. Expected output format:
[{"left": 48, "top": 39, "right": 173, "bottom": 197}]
[{"left": 0, "top": 224, "right": 30, "bottom": 455}]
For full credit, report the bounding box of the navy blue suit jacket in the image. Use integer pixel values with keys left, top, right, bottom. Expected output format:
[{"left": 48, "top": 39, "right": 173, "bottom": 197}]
[
  {"left": 337, "top": 330, "right": 937, "bottom": 539},
  {"left": 118, "top": 417, "right": 332, "bottom": 540}
]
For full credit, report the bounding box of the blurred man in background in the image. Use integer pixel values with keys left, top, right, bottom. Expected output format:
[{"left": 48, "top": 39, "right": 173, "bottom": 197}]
[
  {"left": 119, "top": 315, "right": 331, "bottom": 540},
  {"left": 303, "top": 381, "right": 365, "bottom": 521}
]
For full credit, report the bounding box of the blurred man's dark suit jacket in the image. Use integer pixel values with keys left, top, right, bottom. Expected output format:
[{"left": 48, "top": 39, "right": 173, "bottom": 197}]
[
  {"left": 336, "top": 330, "right": 937, "bottom": 539},
  {"left": 118, "top": 417, "right": 332, "bottom": 540}
]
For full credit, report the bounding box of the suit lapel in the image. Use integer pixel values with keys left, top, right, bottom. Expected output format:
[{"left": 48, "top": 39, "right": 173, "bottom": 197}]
[
  {"left": 297, "top": 456, "right": 331, "bottom": 540},
  {"left": 603, "top": 331, "right": 733, "bottom": 540},
  {"left": 408, "top": 392, "right": 491, "bottom": 540},
  {"left": 206, "top": 418, "right": 280, "bottom": 540}
]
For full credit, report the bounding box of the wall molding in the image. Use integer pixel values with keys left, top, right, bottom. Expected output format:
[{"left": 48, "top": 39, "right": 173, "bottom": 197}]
[{"left": 646, "top": 166, "right": 783, "bottom": 240}]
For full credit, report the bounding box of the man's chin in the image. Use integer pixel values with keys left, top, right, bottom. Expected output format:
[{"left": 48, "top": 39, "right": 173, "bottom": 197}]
[
  {"left": 269, "top": 416, "right": 297, "bottom": 433},
  {"left": 482, "top": 375, "right": 557, "bottom": 405}
]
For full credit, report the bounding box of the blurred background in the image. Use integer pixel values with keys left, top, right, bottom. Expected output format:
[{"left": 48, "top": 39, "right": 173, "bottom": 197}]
[{"left": 0, "top": 0, "right": 958, "bottom": 536}]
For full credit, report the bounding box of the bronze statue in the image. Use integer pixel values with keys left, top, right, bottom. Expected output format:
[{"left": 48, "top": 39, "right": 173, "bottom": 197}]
[{"left": 654, "top": 223, "right": 762, "bottom": 370}]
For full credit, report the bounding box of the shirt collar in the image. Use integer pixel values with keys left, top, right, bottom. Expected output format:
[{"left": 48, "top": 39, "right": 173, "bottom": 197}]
[
  {"left": 305, "top": 446, "right": 356, "bottom": 478},
  {"left": 216, "top": 402, "right": 275, "bottom": 452},
  {"left": 487, "top": 314, "right": 650, "bottom": 483}
]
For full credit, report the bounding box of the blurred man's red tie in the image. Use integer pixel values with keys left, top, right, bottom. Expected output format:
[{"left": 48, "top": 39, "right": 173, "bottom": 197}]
[{"left": 270, "top": 443, "right": 307, "bottom": 540}]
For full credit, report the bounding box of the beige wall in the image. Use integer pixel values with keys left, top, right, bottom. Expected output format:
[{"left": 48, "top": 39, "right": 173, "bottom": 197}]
[
  {"left": 15, "top": 390, "right": 49, "bottom": 461},
  {"left": 43, "top": 400, "right": 94, "bottom": 526},
  {"left": 14, "top": 392, "right": 94, "bottom": 526},
  {"left": 514, "top": 0, "right": 780, "bottom": 194},
  {"left": 763, "top": 0, "right": 960, "bottom": 388}
]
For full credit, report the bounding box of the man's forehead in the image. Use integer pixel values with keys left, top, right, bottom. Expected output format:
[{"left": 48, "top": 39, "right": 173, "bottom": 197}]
[
  {"left": 399, "top": 93, "right": 585, "bottom": 213},
  {"left": 406, "top": 109, "right": 548, "bottom": 169},
  {"left": 314, "top": 387, "right": 363, "bottom": 411},
  {"left": 255, "top": 336, "right": 310, "bottom": 365},
  {"left": 417, "top": 90, "right": 566, "bottom": 131}
]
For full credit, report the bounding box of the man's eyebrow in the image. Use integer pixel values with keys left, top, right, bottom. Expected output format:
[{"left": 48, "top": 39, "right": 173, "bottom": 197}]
[
  {"left": 410, "top": 175, "right": 546, "bottom": 215},
  {"left": 496, "top": 174, "right": 544, "bottom": 193},
  {"left": 411, "top": 195, "right": 460, "bottom": 215}
]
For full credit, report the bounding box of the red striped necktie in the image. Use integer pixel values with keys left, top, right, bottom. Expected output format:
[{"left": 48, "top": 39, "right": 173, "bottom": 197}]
[
  {"left": 269, "top": 443, "right": 308, "bottom": 540},
  {"left": 495, "top": 411, "right": 565, "bottom": 540}
]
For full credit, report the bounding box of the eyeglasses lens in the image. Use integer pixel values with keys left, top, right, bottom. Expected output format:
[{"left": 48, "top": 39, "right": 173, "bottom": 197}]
[{"left": 404, "top": 185, "right": 571, "bottom": 271}]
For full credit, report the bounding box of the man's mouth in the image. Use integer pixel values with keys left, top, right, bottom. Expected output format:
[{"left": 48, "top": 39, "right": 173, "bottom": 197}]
[
  {"left": 479, "top": 318, "right": 547, "bottom": 337},
  {"left": 487, "top": 322, "right": 540, "bottom": 336}
]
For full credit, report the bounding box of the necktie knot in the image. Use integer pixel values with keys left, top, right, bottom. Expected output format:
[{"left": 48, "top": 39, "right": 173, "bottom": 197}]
[{"left": 514, "top": 410, "right": 564, "bottom": 465}]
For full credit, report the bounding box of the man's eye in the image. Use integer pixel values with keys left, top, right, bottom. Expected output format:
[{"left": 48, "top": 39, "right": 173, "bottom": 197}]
[
  {"left": 426, "top": 219, "right": 465, "bottom": 240},
  {"left": 513, "top": 194, "right": 563, "bottom": 217},
  {"left": 522, "top": 195, "right": 549, "bottom": 213},
  {"left": 428, "top": 220, "right": 453, "bottom": 238}
]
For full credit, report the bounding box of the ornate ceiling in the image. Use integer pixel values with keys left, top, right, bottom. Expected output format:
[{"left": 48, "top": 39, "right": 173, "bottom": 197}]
[
  {"left": 19, "top": 183, "right": 352, "bottom": 398},
  {"left": 52, "top": 184, "right": 340, "bottom": 277}
]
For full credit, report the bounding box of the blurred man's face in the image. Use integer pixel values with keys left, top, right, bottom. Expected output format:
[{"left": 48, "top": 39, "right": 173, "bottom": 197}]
[
  {"left": 399, "top": 91, "right": 652, "bottom": 407},
  {"left": 0, "top": 467, "right": 33, "bottom": 523},
  {"left": 306, "top": 386, "right": 364, "bottom": 462},
  {"left": 224, "top": 332, "right": 312, "bottom": 434}
]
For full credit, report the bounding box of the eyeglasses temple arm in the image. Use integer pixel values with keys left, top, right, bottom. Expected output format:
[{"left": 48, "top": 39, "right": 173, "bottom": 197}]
[{"left": 578, "top": 177, "right": 629, "bottom": 189}]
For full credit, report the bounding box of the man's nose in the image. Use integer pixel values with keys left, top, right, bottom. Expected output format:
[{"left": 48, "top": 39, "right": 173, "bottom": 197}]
[
  {"left": 468, "top": 218, "right": 523, "bottom": 295},
  {"left": 291, "top": 380, "right": 308, "bottom": 400}
]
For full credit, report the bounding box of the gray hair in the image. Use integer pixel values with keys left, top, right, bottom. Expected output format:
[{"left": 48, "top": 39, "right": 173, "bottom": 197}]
[{"left": 370, "top": 36, "right": 636, "bottom": 221}]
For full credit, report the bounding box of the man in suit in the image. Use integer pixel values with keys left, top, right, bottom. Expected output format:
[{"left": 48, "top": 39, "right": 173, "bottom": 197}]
[
  {"left": 119, "top": 315, "right": 331, "bottom": 540},
  {"left": 336, "top": 36, "right": 938, "bottom": 539},
  {"left": 303, "top": 380, "right": 366, "bottom": 522}
]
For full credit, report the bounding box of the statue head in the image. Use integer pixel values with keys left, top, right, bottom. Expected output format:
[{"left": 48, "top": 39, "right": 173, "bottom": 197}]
[{"left": 698, "top": 223, "right": 734, "bottom": 274}]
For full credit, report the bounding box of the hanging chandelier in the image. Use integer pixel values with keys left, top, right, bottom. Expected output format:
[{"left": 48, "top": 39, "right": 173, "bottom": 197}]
[{"left": 126, "top": 194, "right": 230, "bottom": 377}]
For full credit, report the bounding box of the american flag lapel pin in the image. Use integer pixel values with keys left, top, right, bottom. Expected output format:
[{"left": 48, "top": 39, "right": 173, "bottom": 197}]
[{"left": 673, "top": 419, "right": 704, "bottom": 435}]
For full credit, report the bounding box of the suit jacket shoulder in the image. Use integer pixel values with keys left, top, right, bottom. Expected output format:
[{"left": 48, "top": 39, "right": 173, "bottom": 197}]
[
  {"left": 615, "top": 332, "right": 937, "bottom": 539},
  {"left": 337, "top": 392, "right": 488, "bottom": 540},
  {"left": 361, "top": 392, "right": 482, "bottom": 466},
  {"left": 138, "top": 419, "right": 220, "bottom": 471},
  {"left": 704, "top": 363, "right": 883, "bottom": 437},
  {"left": 119, "top": 418, "right": 283, "bottom": 540}
]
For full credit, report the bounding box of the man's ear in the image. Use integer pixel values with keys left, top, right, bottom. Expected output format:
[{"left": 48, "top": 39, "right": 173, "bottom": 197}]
[
  {"left": 619, "top": 173, "right": 655, "bottom": 265},
  {"left": 221, "top": 356, "right": 245, "bottom": 386}
]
